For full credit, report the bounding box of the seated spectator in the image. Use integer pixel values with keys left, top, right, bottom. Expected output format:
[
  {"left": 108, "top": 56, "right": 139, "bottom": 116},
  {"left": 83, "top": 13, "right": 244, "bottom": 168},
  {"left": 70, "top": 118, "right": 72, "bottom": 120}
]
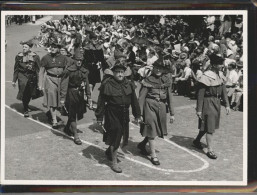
[
  {"left": 226, "top": 62, "right": 239, "bottom": 101},
  {"left": 230, "top": 74, "right": 243, "bottom": 111}
]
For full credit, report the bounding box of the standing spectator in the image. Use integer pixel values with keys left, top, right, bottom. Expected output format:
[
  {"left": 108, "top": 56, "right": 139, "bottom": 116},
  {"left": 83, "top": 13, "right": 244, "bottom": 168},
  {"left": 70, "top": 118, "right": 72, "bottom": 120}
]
[
  {"left": 226, "top": 62, "right": 239, "bottom": 101},
  {"left": 83, "top": 33, "right": 106, "bottom": 95}
]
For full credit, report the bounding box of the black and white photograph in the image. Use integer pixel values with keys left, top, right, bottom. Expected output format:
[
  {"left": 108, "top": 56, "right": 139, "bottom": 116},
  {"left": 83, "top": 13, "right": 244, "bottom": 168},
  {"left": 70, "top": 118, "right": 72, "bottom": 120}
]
[{"left": 1, "top": 10, "right": 247, "bottom": 185}]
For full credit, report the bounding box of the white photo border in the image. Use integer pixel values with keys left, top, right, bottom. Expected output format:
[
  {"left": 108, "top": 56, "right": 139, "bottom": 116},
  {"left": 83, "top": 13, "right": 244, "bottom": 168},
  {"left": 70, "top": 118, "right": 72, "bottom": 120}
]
[{"left": 1, "top": 10, "right": 248, "bottom": 186}]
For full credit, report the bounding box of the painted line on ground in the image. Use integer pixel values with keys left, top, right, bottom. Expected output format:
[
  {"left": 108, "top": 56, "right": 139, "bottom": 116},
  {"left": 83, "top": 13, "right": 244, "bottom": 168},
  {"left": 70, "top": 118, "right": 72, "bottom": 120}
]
[
  {"left": 129, "top": 121, "right": 210, "bottom": 173},
  {"left": 5, "top": 104, "right": 209, "bottom": 173}
]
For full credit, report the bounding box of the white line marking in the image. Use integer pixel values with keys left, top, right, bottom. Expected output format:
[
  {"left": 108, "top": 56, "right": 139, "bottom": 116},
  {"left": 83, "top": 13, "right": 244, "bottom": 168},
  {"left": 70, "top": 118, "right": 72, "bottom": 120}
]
[
  {"left": 129, "top": 122, "right": 209, "bottom": 173},
  {"left": 5, "top": 104, "right": 209, "bottom": 173}
]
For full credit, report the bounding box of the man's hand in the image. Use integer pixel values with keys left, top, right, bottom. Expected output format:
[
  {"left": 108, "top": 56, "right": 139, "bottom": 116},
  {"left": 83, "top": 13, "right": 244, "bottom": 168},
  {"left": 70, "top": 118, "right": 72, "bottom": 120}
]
[
  {"left": 225, "top": 107, "right": 230, "bottom": 115},
  {"left": 135, "top": 116, "right": 143, "bottom": 125},
  {"left": 12, "top": 82, "right": 16, "bottom": 88},
  {"left": 38, "top": 86, "right": 44, "bottom": 90},
  {"left": 88, "top": 99, "right": 94, "bottom": 110},
  {"left": 170, "top": 115, "right": 175, "bottom": 124},
  {"left": 196, "top": 112, "right": 202, "bottom": 119},
  {"left": 97, "top": 120, "right": 103, "bottom": 126},
  {"left": 60, "top": 100, "right": 65, "bottom": 106}
]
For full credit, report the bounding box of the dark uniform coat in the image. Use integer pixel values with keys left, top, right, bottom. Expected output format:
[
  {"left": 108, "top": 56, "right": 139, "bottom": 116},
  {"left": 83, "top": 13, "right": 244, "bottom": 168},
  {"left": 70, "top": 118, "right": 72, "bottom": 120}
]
[
  {"left": 138, "top": 74, "right": 174, "bottom": 138},
  {"left": 197, "top": 70, "right": 229, "bottom": 133},
  {"left": 95, "top": 77, "right": 141, "bottom": 149},
  {"left": 61, "top": 62, "right": 91, "bottom": 121},
  {"left": 83, "top": 44, "right": 108, "bottom": 85},
  {"left": 12, "top": 51, "right": 40, "bottom": 100}
]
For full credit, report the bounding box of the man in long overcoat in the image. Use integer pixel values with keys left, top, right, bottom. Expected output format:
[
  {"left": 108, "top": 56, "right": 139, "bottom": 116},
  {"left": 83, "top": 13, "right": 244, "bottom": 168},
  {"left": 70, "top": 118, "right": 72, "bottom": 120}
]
[
  {"left": 95, "top": 62, "right": 141, "bottom": 173},
  {"left": 12, "top": 40, "right": 40, "bottom": 117}
]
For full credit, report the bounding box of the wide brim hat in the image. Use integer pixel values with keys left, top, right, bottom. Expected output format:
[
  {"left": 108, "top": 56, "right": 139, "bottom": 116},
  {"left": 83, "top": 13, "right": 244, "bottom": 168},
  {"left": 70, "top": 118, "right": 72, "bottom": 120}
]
[
  {"left": 110, "top": 61, "right": 127, "bottom": 71},
  {"left": 20, "top": 40, "right": 34, "bottom": 48},
  {"left": 152, "top": 59, "right": 170, "bottom": 73},
  {"left": 209, "top": 53, "right": 225, "bottom": 65},
  {"left": 148, "top": 39, "right": 160, "bottom": 45},
  {"left": 50, "top": 41, "right": 62, "bottom": 48},
  {"left": 89, "top": 32, "right": 98, "bottom": 39},
  {"left": 73, "top": 54, "right": 84, "bottom": 61},
  {"left": 179, "top": 52, "right": 188, "bottom": 60},
  {"left": 236, "top": 61, "right": 243, "bottom": 67}
]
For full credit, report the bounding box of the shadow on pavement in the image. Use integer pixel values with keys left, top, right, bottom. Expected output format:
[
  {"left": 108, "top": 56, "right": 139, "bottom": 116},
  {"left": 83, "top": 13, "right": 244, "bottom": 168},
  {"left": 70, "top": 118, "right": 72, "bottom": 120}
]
[
  {"left": 169, "top": 135, "right": 207, "bottom": 155},
  {"left": 51, "top": 129, "right": 74, "bottom": 142},
  {"left": 10, "top": 103, "right": 39, "bottom": 113},
  {"left": 120, "top": 139, "right": 151, "bottom": 161},
  {"left": 10, "top": 102, "right": 64, "bottom": 127},
  {"left": 87, "top": 123, "right": 105, "bottom": 134},
  {"left": 82, "top": 145, "right": 111, "bottom": 168}
]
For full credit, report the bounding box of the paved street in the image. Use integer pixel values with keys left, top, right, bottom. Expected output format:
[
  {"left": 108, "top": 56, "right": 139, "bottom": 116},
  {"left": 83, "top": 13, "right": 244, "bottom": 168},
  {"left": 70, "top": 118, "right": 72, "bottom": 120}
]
[{"left": 3, "top": 15, "right": 245, "bottom": 183}]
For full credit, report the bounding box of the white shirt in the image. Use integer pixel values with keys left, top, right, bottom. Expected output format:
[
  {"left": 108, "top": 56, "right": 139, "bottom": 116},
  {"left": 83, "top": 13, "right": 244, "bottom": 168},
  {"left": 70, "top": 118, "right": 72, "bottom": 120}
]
[
  {"left": 226, "top": 69, "right": 239, "bottom": 86},
  {"left": 179, "top": 66, "right": 192, "bottom": 81}
]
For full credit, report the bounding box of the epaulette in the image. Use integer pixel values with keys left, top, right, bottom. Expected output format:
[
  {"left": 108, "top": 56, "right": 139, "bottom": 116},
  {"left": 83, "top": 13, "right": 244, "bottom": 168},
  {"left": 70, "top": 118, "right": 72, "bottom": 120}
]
[
  {"left": 198, "top": 70, "right": 224, "bottom": 86},
  {"left": 17, "top": 52, "right": 24, "bottom": 57},
  {"left": 29, "top": 52, "right": 37, "bottom": 56}
]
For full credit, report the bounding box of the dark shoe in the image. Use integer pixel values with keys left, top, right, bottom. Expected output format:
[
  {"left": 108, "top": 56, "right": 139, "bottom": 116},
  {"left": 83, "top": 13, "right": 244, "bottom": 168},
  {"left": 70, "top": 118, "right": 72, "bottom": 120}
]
[
  {"left": 52, "top": 123, "right": 58, "bottom": 129},
  {"left": 137, "top": 143, "right": 150, "bottom": 155},
  {"left": 111, "top": 162, "right": 122, "bottom": 173},
  {"left": 24, "top": 111, "right": 29, "bottom": 118},
  {"left": 105, "top": 148, "right": 112, "bottom": 161},
  {"left": 74, "top": 137, "right": 82, "bottom": 145},
  {"left": 150, "top": 157, "right": 160, "bottom": 166},
  {"left": 193, "top": 140, "right": 203, "bottom": 150},
  {"left": 207, "top": 151, "right": 217, "bottom": 159}
]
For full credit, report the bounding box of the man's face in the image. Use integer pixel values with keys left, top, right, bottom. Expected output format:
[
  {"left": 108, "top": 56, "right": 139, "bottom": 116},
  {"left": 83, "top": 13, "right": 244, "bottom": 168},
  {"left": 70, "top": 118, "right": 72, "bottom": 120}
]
[
  {"left": 76, "top": 60, "right": 82, "bottom": 67},
  {"left": 60, "top": 48, "right": 67, "bottom": 56},
  {"left": 22, "top": 44, "right": 30, "bottom": 53},
  {"left": 113, "top": 68, "right": 125, "bottom": 81},
  {"left": 51, "top": 45, "right": 59, "bottom": 54},
  {"left": 92, "top": 38, "right": 98, "bottom": 45}
]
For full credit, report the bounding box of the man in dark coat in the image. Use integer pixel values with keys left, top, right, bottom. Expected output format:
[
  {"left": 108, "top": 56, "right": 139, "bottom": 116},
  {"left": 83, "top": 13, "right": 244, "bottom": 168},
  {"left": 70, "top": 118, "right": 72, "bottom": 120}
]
[
  {"left": 193, "top": 54, "right": 230, "bottom": 159},
  {"left": 95, "top": 62, "right": 141, "bottom": 173},
  {"left": 12, "top": 40, "right": 40, "bottom": 117},
  {"left": 83, "top": 33, "right": 108, "bottom": 95},
  {"left": 60, "top": 55, "right": 92, "bottom": 145}
]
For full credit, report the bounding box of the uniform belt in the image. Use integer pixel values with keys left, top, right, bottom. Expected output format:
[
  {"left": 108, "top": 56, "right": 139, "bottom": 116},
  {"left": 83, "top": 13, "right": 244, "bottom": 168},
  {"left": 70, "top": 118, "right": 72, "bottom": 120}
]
[
  {"left": 146, "top": 97, "right": 166, "bottom": 103},
  {"left": 47, "top": 72, "right": 62, "bottom": 78},
  {"left": 68, "top": 86, "right": 82, "bottom": 90},
  {"left": 204, "top": 94, "right": 221, "bottom": 98},
  {"left": 108, "top": 104, "right": 130, "bottom": 109}
]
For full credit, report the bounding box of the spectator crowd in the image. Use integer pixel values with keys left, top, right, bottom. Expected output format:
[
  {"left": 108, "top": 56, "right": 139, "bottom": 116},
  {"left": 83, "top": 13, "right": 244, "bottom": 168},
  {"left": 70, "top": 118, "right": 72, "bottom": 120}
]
[{"left": 30, "top": 14, "right": 244, "bottom": 110}]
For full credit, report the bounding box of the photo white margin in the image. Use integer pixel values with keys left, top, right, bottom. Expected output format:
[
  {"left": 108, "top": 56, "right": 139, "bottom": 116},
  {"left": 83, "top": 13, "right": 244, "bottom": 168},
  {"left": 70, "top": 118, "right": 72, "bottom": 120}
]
[{"left": 1, "top": 9, "right": 248, "bottom": 186}]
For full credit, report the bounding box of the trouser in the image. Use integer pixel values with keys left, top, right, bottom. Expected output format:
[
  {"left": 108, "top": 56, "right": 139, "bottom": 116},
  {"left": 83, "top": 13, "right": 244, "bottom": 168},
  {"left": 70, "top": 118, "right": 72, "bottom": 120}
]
[{"left": 22, "top": 82, "right": 33, "bottom": 112}]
